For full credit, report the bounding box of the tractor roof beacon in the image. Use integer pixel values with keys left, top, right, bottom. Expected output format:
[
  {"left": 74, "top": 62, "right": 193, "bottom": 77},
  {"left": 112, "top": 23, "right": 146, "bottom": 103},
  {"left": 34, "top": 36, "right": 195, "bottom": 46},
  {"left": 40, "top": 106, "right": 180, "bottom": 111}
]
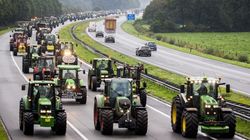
[
  {"left": 94, "top": 78, "right": 148, "bottom": 135},
  {"left": 171, "top": 77, "right": 236, "bottom": 138},
  {"left": 19, "top": 80, "right": 67, "bottom": 135}
]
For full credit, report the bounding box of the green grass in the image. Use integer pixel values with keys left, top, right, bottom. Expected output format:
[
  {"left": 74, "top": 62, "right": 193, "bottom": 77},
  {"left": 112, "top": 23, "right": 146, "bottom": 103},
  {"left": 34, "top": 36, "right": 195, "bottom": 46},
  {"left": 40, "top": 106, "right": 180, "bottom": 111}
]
[
  {"left": 0, "top": 27, "right": 12, "bottom": 36},
  {"left": 122, "top": 22, "right": 250, "bottom": 69},
  {"left": 0, "top": 119, "right": 8, "bottom": 140},
  {"left": 60, "top": 21, "right": 250, "bottom": 138}
]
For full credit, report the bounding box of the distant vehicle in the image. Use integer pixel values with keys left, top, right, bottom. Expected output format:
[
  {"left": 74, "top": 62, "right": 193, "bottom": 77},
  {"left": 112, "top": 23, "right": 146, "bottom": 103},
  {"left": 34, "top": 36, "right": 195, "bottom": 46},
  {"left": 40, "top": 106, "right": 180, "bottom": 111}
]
[
  {"left": 104, "top": 17, "right": 116, "bottom": 33},
  {"left": 95, "top": 31, "right": 104, "bottom": 37},
  {"left": 105, "top": 35, "right": 115, "bottom": 43},
  {"left": 136, "top": 46, "right": 152, "bottom": 57},
  {"left": 88, "top": 22, "right": 96, "bottom": 32},
  {"left": 145, "top": 42, "right": 157, "bottom": 51}
]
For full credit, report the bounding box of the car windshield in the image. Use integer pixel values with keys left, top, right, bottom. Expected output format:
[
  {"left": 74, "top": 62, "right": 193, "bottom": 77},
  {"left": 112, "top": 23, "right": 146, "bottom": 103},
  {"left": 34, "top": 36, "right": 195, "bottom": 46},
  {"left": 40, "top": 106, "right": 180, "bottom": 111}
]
[
  {"left": 141, "top": 46, "right": 149, "bottom": 50},
  {"left": 148, "top": 42, "right": 155, "bottom": 45},
  {"left": 33, "top": 84, "right": 53, "bottom": 98},
  {"left": 110, "top": 80, "right": 132, "bottom": 98},
  {"left": 46, "top": 35, "right": 55, "bottom": 42},
  {"left": 193, "top": 82, "right": 216, "bottom": 97},
  {"left": 62, "top": 69, "right": 76, "bottom": 79},
  {"left": 97, "top": 60, "right": 108, "bottom": 70}
]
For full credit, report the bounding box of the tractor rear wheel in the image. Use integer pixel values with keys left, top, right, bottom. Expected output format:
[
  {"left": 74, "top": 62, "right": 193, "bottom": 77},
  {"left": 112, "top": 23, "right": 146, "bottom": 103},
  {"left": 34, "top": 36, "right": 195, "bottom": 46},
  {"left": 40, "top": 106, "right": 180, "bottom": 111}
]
[
  {"left": 94, "top": 99, "right": 100, "bottom": 130},
  {"left": 79, "top": 88, "right": 87, "bottom": 104},
  {"left": 171, "top": 96, "right": 183, "bottom": 133},
  {"left": 100, "top": 110, "right": 113, "bottom": 135},
  {"left": 222, "top": 112, "right": 236, "bottom": 138},
  {"left": 22, "top": 58, "right": 29, "bottom": 73},
  {"left": 23, "top": 112, "right": 34, "bottom": 135},
  {"left": 19, "top": 99, "right": 24, "bottom": 130},
  {"left": 91, "top": 76, "right": 97, "bottom": 91},
  {"left": 10, "top": 45, "right": 13, "bottom": 51},
  {"left": 181, "top": 111, "right": 198, "bottom": 138},
  {"left": 55, "top": 112, "right": 67, "bottom": 135},
  {"left": 13, "top": 48, "right": 17, "bottom": 56},
  {"left": 135, "top": 109, "right": 148, "bottom": 135},
  {"left": 140, "top": 90, "right": 147, "bottom": 107}
]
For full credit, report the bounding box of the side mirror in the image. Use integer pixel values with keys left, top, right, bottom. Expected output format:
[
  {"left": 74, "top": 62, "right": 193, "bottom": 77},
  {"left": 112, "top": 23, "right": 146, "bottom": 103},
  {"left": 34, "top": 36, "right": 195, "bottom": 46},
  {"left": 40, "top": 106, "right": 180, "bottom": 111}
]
[
  {"left": 144, "top": 68, "right": 148, "bottom": 75},
  {"left": 10, "top": 35, "right": 12, "bottom": 37},
  {"left": 76, "top": 44, "right": 78, "bottom": 47},
  {"left": 21, "top": 85, "right": 26, "bottom": 91},
  {"left": 58, "top": 35, "right": 60, "bottom": 39},
  {"left": 83, "top": 70, "right": 85, "bottom": 74},
  {"left": 226, "top": 84, "right": 230, "bottom": 93},
  {"left": 180, "top": 85, "right": 185, "bottom": 93},
  {"left": 143, "top": 82, "right": 147, "bottom": 88},
  {"left": 90, "top": 60, "right": 92, "bottom": 64}
]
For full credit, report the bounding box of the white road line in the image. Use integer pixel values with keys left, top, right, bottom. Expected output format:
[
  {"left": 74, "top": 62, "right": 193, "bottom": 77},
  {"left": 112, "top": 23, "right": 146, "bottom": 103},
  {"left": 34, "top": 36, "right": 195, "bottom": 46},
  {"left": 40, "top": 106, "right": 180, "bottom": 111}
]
[{"left": 10, "top": 52, "right": 88, "bottom": 140}]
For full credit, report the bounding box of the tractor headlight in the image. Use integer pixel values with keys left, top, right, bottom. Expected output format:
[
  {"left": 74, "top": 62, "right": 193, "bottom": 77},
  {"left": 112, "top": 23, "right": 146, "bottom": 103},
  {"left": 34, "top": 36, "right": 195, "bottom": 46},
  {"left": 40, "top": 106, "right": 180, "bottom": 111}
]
[
  {"left": 64, "top": 50, "right": 72, "bottom": 56},
  {"left": 40, "top": 110, "right": 46, "bottom": 113},
  {"left": 205, "top": 105, "right": 211, "bottom": 108},
  {"left": 72, "top": 85, "right": 76, "bottom": 89},
  {"left": 67, "top": 85, "right": 71, "bottom": 89},
  {"left": 213, "top": 105, "right": 219, "bottom": 108}
]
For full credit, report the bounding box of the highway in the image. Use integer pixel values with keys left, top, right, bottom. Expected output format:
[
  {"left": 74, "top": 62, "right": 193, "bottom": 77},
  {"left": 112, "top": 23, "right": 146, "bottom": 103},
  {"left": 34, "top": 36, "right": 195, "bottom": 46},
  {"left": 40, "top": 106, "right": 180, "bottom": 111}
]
[
  {"left": 87, "top": 16, "right": 250, "bottom": 96},
  {"left": 0, "top": 20, "right": 244, "bottom": 140}
]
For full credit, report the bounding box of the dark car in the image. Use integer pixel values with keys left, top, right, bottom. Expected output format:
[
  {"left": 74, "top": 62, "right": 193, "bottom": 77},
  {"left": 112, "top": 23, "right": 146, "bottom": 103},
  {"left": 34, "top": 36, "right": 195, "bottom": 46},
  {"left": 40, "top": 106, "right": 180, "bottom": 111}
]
[
  {"left": 145, "top": 42, "right": 157, "bottom": 51},
  {"left": 136, "top": 46, "right": 152, "bottom": 57},
  {"left": 96, "top": 31, "right": 104, "bottom": 37},
  {"left": 105, "top": 35, "right": 115, "bottom": 43}
]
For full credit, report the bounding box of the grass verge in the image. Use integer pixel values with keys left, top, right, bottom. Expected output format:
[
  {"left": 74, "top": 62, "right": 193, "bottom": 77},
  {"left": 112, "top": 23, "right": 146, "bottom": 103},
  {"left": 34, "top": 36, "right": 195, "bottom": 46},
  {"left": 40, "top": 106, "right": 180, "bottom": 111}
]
[
  {"left": 0, "top": 118, "right": 8, "bottom": 140},
  {"left": 121, "top": 22, "right": 250, "bottom": 69},
  {"left": 59, "top": 21, "right": 250, "bottom": 138}
]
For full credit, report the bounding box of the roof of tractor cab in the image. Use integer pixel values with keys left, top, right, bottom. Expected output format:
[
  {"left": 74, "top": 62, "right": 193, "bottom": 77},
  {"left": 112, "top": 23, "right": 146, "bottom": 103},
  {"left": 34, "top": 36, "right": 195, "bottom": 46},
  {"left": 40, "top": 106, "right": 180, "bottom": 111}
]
[
  {"left": 29, "top": 80, "right": 55, "bottom": 85},
  {"left": 104, "top": 77, "right": 133, "bottom": 83},
  {"left": 188, "top": 77, "right": 220, "bottom": 83},
  {"left": 58, "top": 65, "right": 80, "bottom": 70},
  {"left": 93, "top": 58, "right": 111, "bottom": 61}
]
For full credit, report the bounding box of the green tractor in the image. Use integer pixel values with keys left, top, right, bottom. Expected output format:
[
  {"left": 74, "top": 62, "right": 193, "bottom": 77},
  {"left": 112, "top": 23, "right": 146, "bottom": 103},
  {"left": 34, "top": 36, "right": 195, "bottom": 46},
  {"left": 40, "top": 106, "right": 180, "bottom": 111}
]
[
  {"left": 171, "top": 77, "right": 236, "bottom": 138},
  {"left": 94, "top": 78, "right": 148, "bottom": 135},
  {"left": 116, "top": 63, "right": 147, "bottom": 107},
  {"left": 54, "top": 65, "right": 87, "bottom": 104},
  {"left": 22, "top": 45, "right": 40, "bottom": 73},
  {"left": 19, "top": 80, "right": 67, "bottom": 135},
  {"left": 88, "top": 58, "right": 114, "bottom": 91}
]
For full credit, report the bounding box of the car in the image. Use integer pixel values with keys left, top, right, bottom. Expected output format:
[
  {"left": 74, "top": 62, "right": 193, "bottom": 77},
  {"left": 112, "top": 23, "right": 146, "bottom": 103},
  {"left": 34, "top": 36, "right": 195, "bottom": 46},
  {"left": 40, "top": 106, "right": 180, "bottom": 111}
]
[
  {"left": 95, "top": 31, "right": 104, "bottom": 37},
  {"left": 104, "top": 35, "right": 115, "bottom": 43},
  {"left": 145, "top": 42, "right": 157, "bottom": 51},
  {"left": 136, "top": 46, "right": 152, "bottom": 57}
]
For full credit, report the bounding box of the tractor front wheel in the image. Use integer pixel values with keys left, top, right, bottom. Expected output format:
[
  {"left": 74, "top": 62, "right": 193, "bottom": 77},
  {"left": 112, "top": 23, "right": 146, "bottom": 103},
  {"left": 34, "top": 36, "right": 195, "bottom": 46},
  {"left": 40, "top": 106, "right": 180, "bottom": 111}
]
[
  {"left": 140, "top": 90, "right": 147, "bottom": 107},
  {"left": 222, "top": 112, "right": 236, "bottom": 138},
  {"left": 78, "top": 88, "right": 87, "bottom": 104},
  {"left": 100, "top": 110, "right": 113, "bottom": 135},
  {"left": 171, "top": 96, "right": 183, "bottom": 133},
  {"left": 94, "top": 99, "right": 100, "bottom": 130},
  {"left": 19, "top": 100, "right": 24, "bottom": 130},
  {"left": 23, "top": 112, "right": 34, "bottom": 135},
  {"left": 135, "top": 109, "right": 148, "bottom": 135},
  {"left": 181, "top": 111, "right": 198, "bottom": 138},
  {"left": 55, "top": 112, "right": 67, "bottom": 135}
]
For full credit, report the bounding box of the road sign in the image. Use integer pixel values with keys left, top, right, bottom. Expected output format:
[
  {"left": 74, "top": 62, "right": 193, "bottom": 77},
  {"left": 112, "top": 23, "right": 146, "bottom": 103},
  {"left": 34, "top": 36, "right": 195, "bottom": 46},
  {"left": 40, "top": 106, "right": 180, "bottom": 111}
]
[{"left": 127, "top": 14, "right": 135, "bottom": 21}]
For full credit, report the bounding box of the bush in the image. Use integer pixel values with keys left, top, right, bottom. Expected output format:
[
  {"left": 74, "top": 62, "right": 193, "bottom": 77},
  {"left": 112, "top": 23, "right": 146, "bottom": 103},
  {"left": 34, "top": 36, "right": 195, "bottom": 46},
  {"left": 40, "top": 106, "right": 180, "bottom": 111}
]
[
  {"left": 203, "top": 48, "right": 214, "bottom": 55},
  {"left": 238, "top": 54, "right": 248, "bottom": 62}
]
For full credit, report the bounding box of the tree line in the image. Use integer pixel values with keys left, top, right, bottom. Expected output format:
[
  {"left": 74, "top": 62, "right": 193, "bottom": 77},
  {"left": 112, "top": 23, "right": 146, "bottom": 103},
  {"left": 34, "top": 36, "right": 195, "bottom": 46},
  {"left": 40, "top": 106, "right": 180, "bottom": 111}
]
[
  {"left": 0, "top": 0, "right": 62, "bottom": 26},
  {"left": 143, "top": 0, "right": 250, "bottom": 32}
]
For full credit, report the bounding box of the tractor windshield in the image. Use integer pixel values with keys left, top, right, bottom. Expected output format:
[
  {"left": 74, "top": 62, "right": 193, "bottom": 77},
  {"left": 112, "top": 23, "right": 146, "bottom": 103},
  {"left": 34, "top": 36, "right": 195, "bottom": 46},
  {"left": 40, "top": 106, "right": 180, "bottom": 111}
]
[
  {"left": 193, "top": 82, "right": 216, "bottom": 97},
  {"left": 33, "top": 84, "right": 53, "bottom": 98},
  {"left": 39, "top": 59, "right": 54, "bottom": 67},
  {"left": 62, "top": 69, "right": 76, "bottom": 79},
  {"left": 97, "top": 60, "right": 108, "bottom": 70},
  {"left": 110, "top": 80, "right": 132, "bottom": 97}
]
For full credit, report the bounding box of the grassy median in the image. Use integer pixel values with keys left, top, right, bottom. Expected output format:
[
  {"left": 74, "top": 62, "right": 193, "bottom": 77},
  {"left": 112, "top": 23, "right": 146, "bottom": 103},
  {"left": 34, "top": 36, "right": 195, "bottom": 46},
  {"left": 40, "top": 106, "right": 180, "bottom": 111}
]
[
  {"left": 59, "top": 21, "right": 250, "bottom": 138},
  {"left": 0, "top": 119, "right": 8, "bottom": 140}
]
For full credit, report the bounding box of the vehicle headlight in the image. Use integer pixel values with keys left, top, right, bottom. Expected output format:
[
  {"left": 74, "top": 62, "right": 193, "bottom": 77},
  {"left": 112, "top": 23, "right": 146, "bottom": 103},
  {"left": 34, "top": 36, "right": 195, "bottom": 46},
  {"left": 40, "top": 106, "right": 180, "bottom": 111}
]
[
  {"left": 67, "top": 85, "right": 71, "bottom": 89},
  {"left": 205, "top": 105, "right": 211, "bottom": 108},
  {"left": 46, "top": 110, "right": 52, "bottom": 113},
  {"left": 72, "top": 85, "right": 76, "bottom": 89},
  {"left": 213, "top": 105, "right": 219, "bottom": 108},
  {"left": 40, "top": 110, "right": 46, "bottom": 113},
  {"left": 64, "top": 50, "right": 72, "bottom": 56}
]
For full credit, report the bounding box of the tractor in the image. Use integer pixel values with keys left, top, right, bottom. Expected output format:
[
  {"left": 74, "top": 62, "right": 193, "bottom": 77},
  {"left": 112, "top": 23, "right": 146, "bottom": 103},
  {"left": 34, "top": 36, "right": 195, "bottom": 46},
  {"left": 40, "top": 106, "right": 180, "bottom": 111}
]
[
  {"left": 88, "top": 58, "right": 114, "bottom": 91},
  {"left": 171, "top": 77, "right": 236, "bottom": 138},
  {"left": 33, "top": 56, "right": 56, "bottom": 80},
  {"left": 116, "top": 63, "right": 147, "bottom": 107},
  {"left": 22, "top": 44, "right": 40, "bottom": 73},
  {"left": 36, "top": 28, "right": 51, "bottom": 45},
  {"left": 54, "top": 65, "right": 87, "bottom": 104},
  {"left": 94, "top": 78, "right": 148, "bottom": 135},
  {"left": 56, "top": 42, "right": 78, "bottom": 65},
  {"left": 9, "top": 28, "right": 25, "bottom": 51},
  {"left": 19, "top": 80, "right": 67, "bottom": 135},
  {"left": 13, "top": 35, "right": 28, "bottom": 56}
]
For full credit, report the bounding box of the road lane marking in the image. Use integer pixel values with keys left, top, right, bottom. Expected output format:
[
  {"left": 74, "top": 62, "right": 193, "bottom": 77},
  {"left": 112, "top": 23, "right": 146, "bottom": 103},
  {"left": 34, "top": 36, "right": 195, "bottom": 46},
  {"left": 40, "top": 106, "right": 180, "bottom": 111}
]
[{"left": 10, "top": 52, "right": 88, "bottom": 140}]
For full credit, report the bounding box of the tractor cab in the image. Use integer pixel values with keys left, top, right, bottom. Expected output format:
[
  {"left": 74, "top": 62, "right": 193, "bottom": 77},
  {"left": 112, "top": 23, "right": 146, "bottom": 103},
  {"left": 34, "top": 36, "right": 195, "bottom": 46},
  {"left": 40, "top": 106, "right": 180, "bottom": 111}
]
[
  {"left": 56, "top": 42, "right": 78, "bottom": 65},
  {"left": 20, "top": 81, "right": 66, "bottom": 135},
  {"left": 33, "top": 56, "right": 56, "bottom": 80},
  {"left": 22, "top": 44, "right": 40, "bottom": 73},
  {"left": 88, "top": 58, "right": 114, "bottom": 91}
]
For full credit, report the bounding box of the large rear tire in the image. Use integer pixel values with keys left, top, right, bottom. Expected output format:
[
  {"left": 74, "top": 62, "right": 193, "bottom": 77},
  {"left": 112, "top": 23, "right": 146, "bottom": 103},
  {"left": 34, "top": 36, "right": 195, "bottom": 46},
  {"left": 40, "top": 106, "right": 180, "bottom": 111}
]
[
  {"left": 55, "top": 112, "right": 67, "bottom": 135},
  {"left": 222, "top": 112, "right": 236, "bottom": 138},
  {"left": 23, "top": 112, "right": 34, "bottom": 135},
  {"left": 140, "top": 90, "right": 147, "bottom": 107},
  {"left": 181, "top": 111, "right": 198, "bottom": 138},
  {"left": 22, "top": 58, "right": 29, "bottom": 73},
  {"left": 171, "top": 96, "right": 183, "bottom": 133},
  {"left": 94, "top": 99, "right": 100, "bottom": 130},
  {"left": 19, "top": 99, "right": 24, "bottom": 130},
  {"left": 100, "top": 110, "right": 113, "bottom": 135},
  {"left": 135, "top": 109, "right": 148, "bottom": 135}
]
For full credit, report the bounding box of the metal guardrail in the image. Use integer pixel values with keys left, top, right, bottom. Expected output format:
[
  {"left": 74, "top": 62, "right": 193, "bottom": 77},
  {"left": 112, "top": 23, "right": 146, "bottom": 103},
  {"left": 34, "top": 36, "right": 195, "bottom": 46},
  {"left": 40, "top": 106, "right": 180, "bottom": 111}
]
[{"left": 70, "top": 22, "right": 250, "bottom": 121}]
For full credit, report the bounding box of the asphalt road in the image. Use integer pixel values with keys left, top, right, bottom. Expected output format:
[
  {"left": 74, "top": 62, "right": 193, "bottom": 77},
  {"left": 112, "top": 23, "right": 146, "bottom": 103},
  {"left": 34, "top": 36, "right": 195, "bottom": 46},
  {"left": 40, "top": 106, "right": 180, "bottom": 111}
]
[
  {"left": 0, "top": 19, "right": 244, "bottom": 140},
  {"left": 87, "top": 16, "right": 250, "bottom": 96}
]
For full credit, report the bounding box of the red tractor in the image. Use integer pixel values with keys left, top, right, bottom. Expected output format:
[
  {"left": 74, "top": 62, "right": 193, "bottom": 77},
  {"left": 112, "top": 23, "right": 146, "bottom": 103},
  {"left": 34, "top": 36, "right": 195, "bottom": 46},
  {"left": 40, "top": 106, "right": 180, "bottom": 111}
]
[{"left": 13, "top": 35, "right": 28, "bottom": 56}]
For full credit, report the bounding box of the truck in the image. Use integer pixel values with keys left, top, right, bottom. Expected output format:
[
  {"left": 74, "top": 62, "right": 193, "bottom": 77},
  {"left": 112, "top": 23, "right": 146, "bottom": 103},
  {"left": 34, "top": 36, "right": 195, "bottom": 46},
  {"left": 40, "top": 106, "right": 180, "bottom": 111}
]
[{"left": 104, "top": 17, "right": 116, "bottom": 43}]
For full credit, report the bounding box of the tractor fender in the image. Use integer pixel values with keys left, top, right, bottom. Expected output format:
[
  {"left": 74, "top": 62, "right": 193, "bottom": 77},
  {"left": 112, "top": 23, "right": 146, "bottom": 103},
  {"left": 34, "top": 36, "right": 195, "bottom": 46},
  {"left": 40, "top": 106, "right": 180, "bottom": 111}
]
[
  {"left": 79, "top": 79, "right": 84, "bottom": 87},
  {"left": 185, "top": 108, "right": 198, "bottom": 112},
  {"left": 221, "top": 108, "right": 232, "bottom": 113},
  {"left": 132, "top": 95, "right": 141, "bottom": 106},
  {"left": 95, "top": 95, "right": 105, "bottom": 108},
  {"left": 55, "top": 97, "right": 62, "bottom": 110},
  {"left": 177, "top": 94, "right": 186, "bottom": 107},
  {"left": 54, "top": 78, "right": 60, "bottom": 86},
  {"left": 22, "top": 96, "right": 30, "bottom": 110}
]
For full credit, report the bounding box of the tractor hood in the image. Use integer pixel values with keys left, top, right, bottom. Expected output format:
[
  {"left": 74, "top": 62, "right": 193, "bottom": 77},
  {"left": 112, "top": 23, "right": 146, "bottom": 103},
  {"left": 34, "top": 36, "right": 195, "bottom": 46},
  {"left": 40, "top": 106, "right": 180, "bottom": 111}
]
[
  {"left": 65, "top": 79, "right": 76, "bottom": 89},
  {"left": 39, "top": 97, "right": 52, "bottom": 106},
  {"left": 200, "top": 95, "right": 218, "bottom": 107}
]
